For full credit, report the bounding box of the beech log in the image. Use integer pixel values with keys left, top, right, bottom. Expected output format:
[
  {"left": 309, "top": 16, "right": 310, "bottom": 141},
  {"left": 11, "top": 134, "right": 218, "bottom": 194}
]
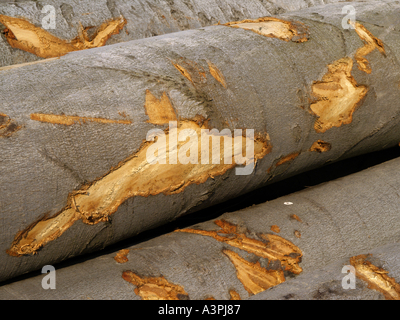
[
  {"left": 0, "top": 1, "right": 400, "bottom": 282},
  {"left": 2, "top": 156, "right": 400, "bottom": 299}
]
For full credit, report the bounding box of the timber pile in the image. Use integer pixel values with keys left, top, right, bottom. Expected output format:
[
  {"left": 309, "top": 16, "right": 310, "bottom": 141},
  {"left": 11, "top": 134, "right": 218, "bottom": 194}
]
[{"left": 1, "top": 0, "right": 400, "bottom": 300}]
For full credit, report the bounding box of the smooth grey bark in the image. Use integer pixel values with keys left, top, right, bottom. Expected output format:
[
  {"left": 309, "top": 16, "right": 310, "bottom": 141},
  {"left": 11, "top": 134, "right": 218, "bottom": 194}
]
[
  {"left": 2, "top": 156, "right": 400, "bottom": 299},
  {"left": 0, "top": 1, "right": 400, "bottom": 282},
  {"left": 0, "top": 0, "right": 370, "bottom": 67}
]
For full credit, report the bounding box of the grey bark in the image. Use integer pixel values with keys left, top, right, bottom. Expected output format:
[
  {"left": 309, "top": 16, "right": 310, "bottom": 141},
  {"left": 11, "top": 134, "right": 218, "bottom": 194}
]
[
  {"left": 0, "top": 0, "right": 370, "bottom": 68},
  {"left": 1, "top": 1, "right": 400, "bottom": 282},
  {"left": 2, "top": 155, "right": 400, "bottom": 299}
]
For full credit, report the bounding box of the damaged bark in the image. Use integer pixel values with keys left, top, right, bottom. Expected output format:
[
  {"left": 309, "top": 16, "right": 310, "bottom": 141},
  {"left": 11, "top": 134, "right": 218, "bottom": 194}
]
[
  {"left": 251, "top": 243, "right": 400, "bottom": 300},
  {"left": 1, "top": 1, "right": 400, "bottom": 282},
  {"left": 3, "top": 155, "right": 400, "bottom": 299},
  {"left": 0, "top": 0, "right": 362, "bottom": 68}
]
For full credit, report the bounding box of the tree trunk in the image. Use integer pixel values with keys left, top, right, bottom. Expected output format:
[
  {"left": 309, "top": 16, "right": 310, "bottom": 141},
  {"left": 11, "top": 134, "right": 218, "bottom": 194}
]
[
  {"left": 0, "top": 0, "right": 359, "bottom": 68},
  {"left": 2, "top": 155, "right": 400, "bottom": 299},
  {"left": 1, "top": 1, "right": 400, "bottom": 282}
]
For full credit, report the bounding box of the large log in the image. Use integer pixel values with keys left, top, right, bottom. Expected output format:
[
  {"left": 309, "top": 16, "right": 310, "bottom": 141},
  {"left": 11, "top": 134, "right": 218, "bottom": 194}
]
[
  {"left": 0, "top": 0, "right": 358, "bottom": 68},
  {"left": 1, "top": 1, "right": 400, "bottom": 282},
  {"left": 2, "top": 155, "right": 400, "bottom": 299}
]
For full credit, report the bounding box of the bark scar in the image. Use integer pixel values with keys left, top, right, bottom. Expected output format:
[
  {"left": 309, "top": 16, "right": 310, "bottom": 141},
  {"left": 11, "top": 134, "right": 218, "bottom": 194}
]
[
  {"left": 223, "top": 249, "right": 285, "bottom": 296},
  {"left": 310, "top": 57, "right": 368, "bottom": 133},
  {"left": 30, "top": 113, "right": 132, "bottom": 125},
  {"left": 267, "top": 152, "right": 300, "bottom": 174},
  {"left": 0, "top": 113, "right": 22, "bottom": 138},
  {"left": 144, "top": 90, "right": 177, "bottom": 124},
  {"left": 114, "top": 249, "right": 129, "bottom": 263},
  {"left": 0, "top": 14, "right": 127, "bottom": 58},
  {"left": 309, "top": 140, "right": 331, "bottom": 153},
  {"left": 350, "top": 21, "right": 386, "bottom": 74},
  {"left": 223, "top": 17, "right": 309, "bottom": 42},
  {"left": 171, "top": 58, "right": 207, "bottom": 86},
  {"left": 122, "top": 271, "right": 189, "bottom": 300},
  {"left": 207, "top": 60, "right": 227, "bottom": 88},
  {"left": 8, "top": 112, "right": 270, "bottom": 256},
  {"left": 176, "top": 219, "right": 302, "bottom": 274},
  {"left": 350, "top": 254, "right": 400, "bottom": 300}
]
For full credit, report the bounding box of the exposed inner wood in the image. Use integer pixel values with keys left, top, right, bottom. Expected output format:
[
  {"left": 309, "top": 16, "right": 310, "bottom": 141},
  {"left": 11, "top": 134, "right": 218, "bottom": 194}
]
[
  {"left": 270, "top": 225, "right": 280, "bottom": 233},
  {"left": 8, "top": 120, "right": 270, "bottom": 256},
  {"left": 350, "top": 254, "right": 400, "bottom": 300},
  {"left": 207, "top": 61, "right": 227, "bottom": 88},
  {"left": 223, "top": 249, "right": 285, "bottom": 295},
  {"left": 290, "top": 214, "right": 303, "bottom": 223},
  {"left": 172, "top": 62, "right": 193, "bottom": 83},
  {"left": 122, "top": 271, "right": 189, "bottom": 300},
  {"left": 267, "top": 151, "right": 300, "bottom": 173},
  {"left": 0, "top": 113, "right": 22, "bottom": 138},
  {"left": 0, "top": 15, "right": 127, "bottom": 58},
  {"left": 30, "top": 113, "right": 132, "bottom": 125},
  {"left": 229, "top": 290, "right": 241, "bottom": 300},
  {"left": 144, "top": 90, "right": 177, "bottom": 124},
  {"left": 171, "top": 58, "right": 207, "bottom": 85},
  {"left": 223, "top": 17, "right": 309, "bottom": 42},
  {"left": 276, "top": 152, "right": 300, "bottom": 166},
  {"left": 310, "top": 57, "right": 368, "bottom": 133},
  {"left": 309, "top": 140, "right": 331, "bottom": 153},
  {"left": 114, "top": 249, "right": 129, "bottom": 263},
  {"left": 176, "top": 219, "right": 302, "bottom": 274},
  {"left": 350, "top": 21, "right": 386, "bottom": 74}
]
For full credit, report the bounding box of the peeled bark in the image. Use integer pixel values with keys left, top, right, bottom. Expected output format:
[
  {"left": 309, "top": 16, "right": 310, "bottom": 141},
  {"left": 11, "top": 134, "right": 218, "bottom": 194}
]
[
  {"left": 1, "top": 1, "right": 400, "bottom": 282},
  {"left": 2, "top": 155, "right": 400, "bottom": 299},
  {"left": 0, "top": 0, "right": 365, "bottom": 68}
]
